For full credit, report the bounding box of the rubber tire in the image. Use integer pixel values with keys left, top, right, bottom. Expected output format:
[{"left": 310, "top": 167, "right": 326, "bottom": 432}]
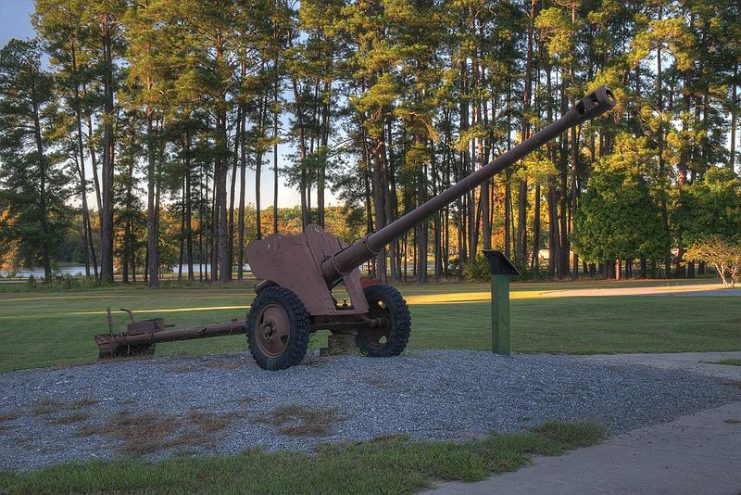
[
  {"left": 247, "top": 287, "right": 310, "bottom": 371},
  {"left": 357, "top": 284, "right": 411, "bottom": 357}
]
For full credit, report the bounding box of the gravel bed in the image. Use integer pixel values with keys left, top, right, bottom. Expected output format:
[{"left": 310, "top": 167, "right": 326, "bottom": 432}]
[{"left": 0, "top": 350, "right": 738, "bottom": 471}]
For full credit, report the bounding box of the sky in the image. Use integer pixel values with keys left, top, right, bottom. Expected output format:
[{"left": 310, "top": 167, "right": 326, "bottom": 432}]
[
  {"left": 0, "top": 0, "right": 34, "bottom": 47},
  {"left": 0, "top": 0, "right": 336, "bottom": 210}
]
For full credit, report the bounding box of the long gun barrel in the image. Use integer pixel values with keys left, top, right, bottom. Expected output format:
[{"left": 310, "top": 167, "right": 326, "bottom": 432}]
[{"left": 322, "top": 86, "right": 616, "bottom": 282}]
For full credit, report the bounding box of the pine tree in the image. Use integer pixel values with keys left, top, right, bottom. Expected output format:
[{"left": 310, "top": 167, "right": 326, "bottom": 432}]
[
  {"left": 33, "top": 0, "right": 100, "bottom": 279},
  {"left": 0, "top": 39, "right": 70, "bottom": 281}
]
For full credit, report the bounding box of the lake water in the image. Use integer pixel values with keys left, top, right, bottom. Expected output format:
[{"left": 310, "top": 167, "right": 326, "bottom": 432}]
[
  {"left": 0, "top": 266, "right": 90, "bottom": 278},
  {"left": 171, "top": 264, "right": 251, "bottom": 274},
  {"left": 0, "top": 264, "right": 252, "bottom": 279}
]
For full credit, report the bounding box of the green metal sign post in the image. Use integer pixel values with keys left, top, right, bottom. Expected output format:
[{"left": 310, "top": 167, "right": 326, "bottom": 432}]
[{"left": 483, "top": 250, "right": 520, "bottom": 356}]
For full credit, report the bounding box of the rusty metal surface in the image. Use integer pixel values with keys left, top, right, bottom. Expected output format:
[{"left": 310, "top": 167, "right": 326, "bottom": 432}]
[
  {"left": 126, "top": 318, "right": 166, "bottom": 335},
  {"left": 246, "top": 224, "right": 368, "bottom": 317},
  {"left": 96, "top": 319, "right": 245, "bottom": 358},
  {"left": 253, "top": 303, "right": 291, "bottom": 358}
]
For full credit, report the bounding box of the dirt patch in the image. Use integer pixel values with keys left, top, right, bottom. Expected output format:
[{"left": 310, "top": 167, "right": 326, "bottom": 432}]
[
  {"left": 360, "top": 373, "right": 420, "bottom": 392},
  {"left": 253, "top": 405, "right": 343, "bottom": 437},
  {"left": 361, "top": 374, "right": 391, "bottom": 389},
  {"left": 47, "top": 412, "right": 90, "bottom": 425},
  {"left": 0, "top": 412, "right": 18, "bottom": 423},
  {"left": 165, "top": 365, "right": 197, "bottom": 373},
  {"left": 202, "top": 358, "right": 245, "bottom": 370},
  {"left": 724, "top": 380, "right": 741, "bottom": 391},
  {"left": 33, "top": 397, "right": 98, "bottom": 425},
  {"left": 33, "top": 401, "right": 58, "bottom": 416},
  {"left": 77, "top": 410, "right": 241, "bottom": 455},
  {"left": 33, "top": 398, "right": 97, "bottom": 417},
  {"left": 167, "top": 358, "right": 245, "bottom": 373}
]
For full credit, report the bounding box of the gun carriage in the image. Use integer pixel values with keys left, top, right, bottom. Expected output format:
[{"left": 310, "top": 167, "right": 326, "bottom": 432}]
[{"left": 95, "top": 87, "right": 616, "bottom": 370}]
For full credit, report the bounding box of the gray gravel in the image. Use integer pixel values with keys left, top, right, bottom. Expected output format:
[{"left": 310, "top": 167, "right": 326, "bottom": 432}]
[{"left": 0, "top": 350, "right": 738, "bottom": 471}]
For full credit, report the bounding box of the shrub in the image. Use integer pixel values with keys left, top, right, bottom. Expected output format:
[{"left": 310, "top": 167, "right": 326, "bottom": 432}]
[
  {"left": 686, "top": 236, "right": 741, "bottom": 288},
  {"left": 463, "top": 254, "right": 490, "bottom": 282}
]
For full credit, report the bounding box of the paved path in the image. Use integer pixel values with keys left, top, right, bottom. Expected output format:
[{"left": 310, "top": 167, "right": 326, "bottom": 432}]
[
  {"left": 581, "top": 352, "right": 741, "bottom": 380},
  {"left": 423, "top": 352, "right": 741, "bottom": 495}
]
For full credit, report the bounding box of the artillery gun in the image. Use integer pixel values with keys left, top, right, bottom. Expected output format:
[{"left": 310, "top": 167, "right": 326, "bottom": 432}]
[
  {"left": 245, "top": 86, "right": 616, "bottom": 369},
  {"left": 95, "top": 86, "right": 616, "bottom": 370}
]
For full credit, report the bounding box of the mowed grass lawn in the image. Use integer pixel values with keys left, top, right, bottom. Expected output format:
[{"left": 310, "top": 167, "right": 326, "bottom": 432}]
[
  {"left": 0, "top": 280, "right": 739, "bottom": 372},
  {"left": 0, "top": 422, "right": 603, "bottom": 495}
]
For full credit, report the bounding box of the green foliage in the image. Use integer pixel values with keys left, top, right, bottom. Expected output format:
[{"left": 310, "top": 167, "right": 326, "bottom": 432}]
[
  {"left": 573, "top": 136, "right": 669, "bottom": 263},
  {"left": 685, "top": 236, "right": 741, "bottom": 287},
  {"left": 2, "top": 0, "right": 739, "bottom": 286},
  {"left": 462, "top": 254, "right": 490, "bottom": 282},
  {"left": 0, "top": 39, "right": 70, "bottom": 279},
  {"left": 673, "top": 168, "right": 741, "bottom": 246}
]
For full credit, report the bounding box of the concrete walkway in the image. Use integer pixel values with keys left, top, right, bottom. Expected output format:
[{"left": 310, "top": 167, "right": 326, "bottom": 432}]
[
  {"left": 581, "top": 351, "right": 741, "bottom": 380},
  {"left": 423, "top": 352, "right": 741, "bottom": 495}
]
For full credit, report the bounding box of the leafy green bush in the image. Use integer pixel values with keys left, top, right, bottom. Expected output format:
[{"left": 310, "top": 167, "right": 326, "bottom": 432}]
[
  {"left": 447, "top": 256, "right": 463, "bottom": 277},
  {"left": 463, "top": 255, "right": 490, "bottom": 281}
]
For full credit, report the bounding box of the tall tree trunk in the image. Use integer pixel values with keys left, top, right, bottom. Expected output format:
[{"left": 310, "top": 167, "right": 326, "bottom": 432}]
[
  {"left": 518, "top": 0, "right": 536, "bottom": 270},
  {"left": 384, "top": 119, "right": 399, "bottom": 282},
  {"left": 146, "top": 108, "right": 159, "bottom": 288},
  {"left": 217, "top": 110, "right": 230, "bottom": 283},
  {"left": 370, "top": 137, "right": 388, "bottom": 282},
  {"left": 228, "top": 108, "right": 241, "bottom": 275},
  {"left": 548, "top": 179, "right": 560, "bottom": 278},
  {"left": 211, "top": 159, "right": 219, "bottom": 281},
  {"left": 273, "top": 67, "right": 280, "bottom": 235},
  {"left": 531, "top": 183, "right": 540, "bottom": 272},
  {"left": 256, "top": 95, "right": 268, "bottom": 241},
  {"left": 185, "top": 130, "right": 194, "bottom": 280},
  {"left": 198, "top": 164, "right": 205, "bottom": 280},
  {"left": 569, "top": 125, "right": 579, "bottom": 280},
  {"left": 504, "top": 86, "right": 513, "bottom": 259},
  {"left": 178, "top": 174, "right": 185, "bottom": 282},
  {"left": 82, "top": 84, "right": 103, "bottom": 221},
  {"left": 31, "top": 96, "right": 51, "bottom": 281},
  {"left": 123, "top": 157, "right": 135, "bottom": 284},
  {"left": 71, "top": 47, "right": 96, "bottom": 279},
  {"left": 516, "top": 181, "right": 527, "bottom": 267},
  {"left": 317, "top": 78, "right": 331, "bottom": 227},
  {"left": 416, "top": 160, "right": 428, "bottom": 284},
  {"left": 238, "top": 110, "right": 247, "bottom": 279},
  {"left": 290, "top": 76, "right": 309, "bottom": 230},
  {"left": 473, "top": 43, "right": 490, "bottom": 252},
  {"left": 655, "top": 40, "right": 672, "bottom": 277},
  {"left": 731, "top": 62, "right": 738, "bottom": 172},
  {"left": 99, "top": 13, "right": 116, "bottom": 283}
]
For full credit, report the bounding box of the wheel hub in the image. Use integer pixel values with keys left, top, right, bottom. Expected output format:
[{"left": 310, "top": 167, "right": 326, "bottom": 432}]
[
  {"left": 362, "top": 299, "right": 392, "bottom": 348},
  {"left": 255, "top": 304, "right": 291, "bottom": 357}
]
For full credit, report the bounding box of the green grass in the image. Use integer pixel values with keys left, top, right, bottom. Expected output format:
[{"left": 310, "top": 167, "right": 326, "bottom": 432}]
[
  {"left": 708, "top": 358, "right": 741, "bottom": 366},
  {"left": 411, "top": 296, "right": 740, "bottom": 354},
  {"left": 0, "top": 421, "right": 603, "bottom": 495},
  {"left": 0, "top": 280, "right": 738, "bottom": 372}
]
